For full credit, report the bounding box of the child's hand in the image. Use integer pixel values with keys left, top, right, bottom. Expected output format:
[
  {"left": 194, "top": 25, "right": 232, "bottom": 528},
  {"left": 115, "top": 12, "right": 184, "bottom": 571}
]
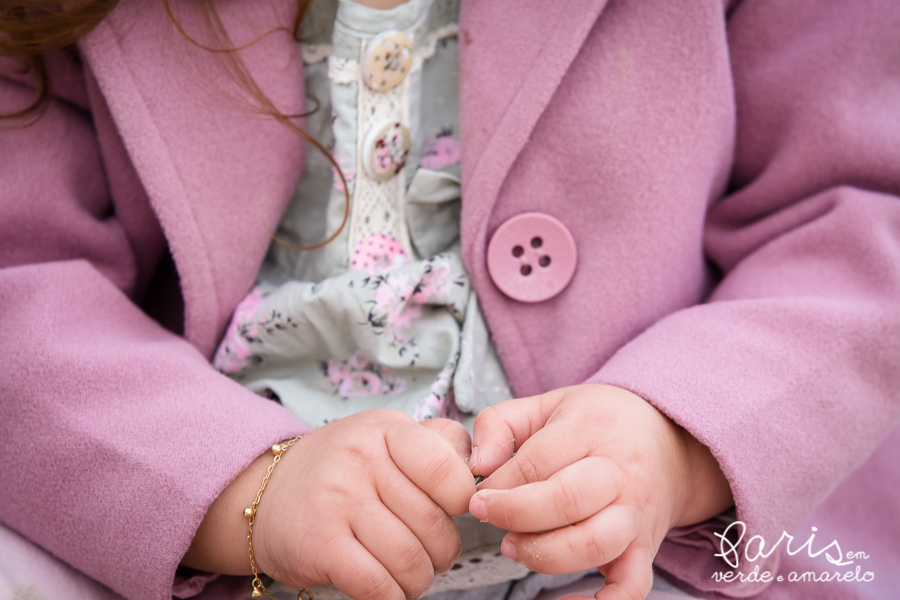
[
  {"left": 468, "top": 385, "right": 732, "bottom": 600},
  {"left": 184, "top": 410, "right": 475, "bottom": 600}
]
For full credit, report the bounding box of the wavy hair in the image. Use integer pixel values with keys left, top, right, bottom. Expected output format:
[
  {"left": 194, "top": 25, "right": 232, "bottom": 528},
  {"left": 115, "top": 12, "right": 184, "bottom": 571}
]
[{"left": 0, "top": 0, "right": 349, "bottom": 250}]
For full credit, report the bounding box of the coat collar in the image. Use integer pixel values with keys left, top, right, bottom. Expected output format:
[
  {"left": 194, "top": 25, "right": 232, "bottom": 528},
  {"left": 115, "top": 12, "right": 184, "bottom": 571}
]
[{"left": 79, "top": 0, "right": 306, "bottom": 356}]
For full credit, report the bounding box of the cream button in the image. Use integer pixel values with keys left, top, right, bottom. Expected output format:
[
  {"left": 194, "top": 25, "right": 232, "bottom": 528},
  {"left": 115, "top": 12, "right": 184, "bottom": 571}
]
[
  {"left": 362, "top": 119, "right": 411, "bottom": 181},
  {"left": 486, "top": 213, "right": 577, "bottom": 303},
  {"left": 362, "top": 30, "right": 413, "bottom": 93}
]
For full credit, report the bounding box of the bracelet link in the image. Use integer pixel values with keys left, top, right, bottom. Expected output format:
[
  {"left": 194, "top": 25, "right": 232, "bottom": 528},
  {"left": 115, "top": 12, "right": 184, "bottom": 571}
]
[{"left": 244, "top": 435, "right": 309, "bottom": 600}]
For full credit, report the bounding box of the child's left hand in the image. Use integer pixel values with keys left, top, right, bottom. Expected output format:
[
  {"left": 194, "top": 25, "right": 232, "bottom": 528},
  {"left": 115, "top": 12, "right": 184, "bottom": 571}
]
[{"left": 468, "top": 384, "right": 733, "bottom": 600}]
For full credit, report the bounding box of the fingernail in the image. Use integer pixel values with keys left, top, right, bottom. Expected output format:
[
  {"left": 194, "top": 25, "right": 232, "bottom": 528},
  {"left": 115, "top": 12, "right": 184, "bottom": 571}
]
[
  {"left": 468, "top": 446, "right": 480, "bottom": 469},
  {"left": 469, "top": 495, "right": 487, "bottom": 521},
  {"left": 501, "top": 537, "right": 517, "bottom": 562}
]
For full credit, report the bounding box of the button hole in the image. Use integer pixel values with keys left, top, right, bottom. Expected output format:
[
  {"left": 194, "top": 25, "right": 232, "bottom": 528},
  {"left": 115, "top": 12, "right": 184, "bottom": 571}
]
[
  {"left": 530, "top": 237, "right": 543, "bottom": 249},
  {"left": 511, "top": 245, "right": 524, "bottom": 258},
  {"left": 539, "top": 256, "right": 551, "bottom": 268},
  {"left": 520, "top": 264, "right": 532, "bottom": 276}
]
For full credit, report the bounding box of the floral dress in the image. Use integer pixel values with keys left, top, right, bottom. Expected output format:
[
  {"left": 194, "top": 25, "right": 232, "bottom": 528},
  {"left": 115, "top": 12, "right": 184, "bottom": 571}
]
[{"left": 213, "top": 0, "right": 512, "bottom": 430}]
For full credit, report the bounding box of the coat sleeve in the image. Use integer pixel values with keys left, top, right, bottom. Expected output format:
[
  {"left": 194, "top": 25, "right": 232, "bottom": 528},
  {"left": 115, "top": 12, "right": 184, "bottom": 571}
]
[
  {"left": 0, "top": 60, "right": 307, "bottom": 600},
  {"left": 590, "top": 0, "right": 900, "bottom": 595}
]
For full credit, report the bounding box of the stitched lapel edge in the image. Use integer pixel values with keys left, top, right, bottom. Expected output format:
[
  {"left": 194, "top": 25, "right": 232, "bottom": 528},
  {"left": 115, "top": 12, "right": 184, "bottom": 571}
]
[
  {"left": 460, "top": 0, "right": 610, "bottom": 233},
  {"left": 460, "top": 0, "right": 610, "bottom": 394},
  {"left": 79, "top": 15, "right": 220, "bottom": 356}
]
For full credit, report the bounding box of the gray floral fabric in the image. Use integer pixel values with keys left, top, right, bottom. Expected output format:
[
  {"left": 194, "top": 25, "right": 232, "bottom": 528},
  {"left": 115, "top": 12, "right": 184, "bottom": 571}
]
[{"left": 213, "top": 0, "right": 512, "bottom": 429}]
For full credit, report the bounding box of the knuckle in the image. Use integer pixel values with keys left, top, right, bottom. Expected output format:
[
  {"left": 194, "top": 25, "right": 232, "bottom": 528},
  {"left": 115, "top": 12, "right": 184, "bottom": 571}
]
[
  {"left": 397, "top": 541, "right": 433, "bottom": 581},
  {"left": 495, "top": 494, "right": 522, "bottom": 530},
  {"left": 553, "top": 480, "right": 585, "bottom": 525},
  {"left": 359, "top": 567, "right": 401, "bottom": 600},
  {"left": 387, "top": 539, "right": 433, "bottom": 599},
  {"left": 514, "top": 452, "right": 545, "bottom": 484},
  {"left": 418, "top": 503, "right": 448, "bottom": 538},
  {"left": 575, "top": 523, "right": 607, "bottom": 567},
  {"left": 422, "top": 448, "right": 458, "bottom": 491}
]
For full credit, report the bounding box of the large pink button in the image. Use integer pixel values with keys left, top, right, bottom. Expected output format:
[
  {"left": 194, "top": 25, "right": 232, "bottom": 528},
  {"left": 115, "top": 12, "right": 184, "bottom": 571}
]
[{"left": 486, "top": 213, "right": 577, "bottom": 303}]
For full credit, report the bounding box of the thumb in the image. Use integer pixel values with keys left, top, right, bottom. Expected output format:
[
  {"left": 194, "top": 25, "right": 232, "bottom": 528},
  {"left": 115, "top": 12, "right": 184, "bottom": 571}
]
[{"left": 470, "top": 389, "right": 566, "bottom": 477}]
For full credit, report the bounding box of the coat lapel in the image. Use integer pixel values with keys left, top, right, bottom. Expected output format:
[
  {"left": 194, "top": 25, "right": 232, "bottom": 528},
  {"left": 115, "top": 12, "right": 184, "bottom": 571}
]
[
  {"left": 78, "top": 0, "right": 608, "bottom": 357},
  {"left": 458, "top": 0, "right": 610, "bottom": 264},
  {"left": 79, "top": 0, "right": 306, "bottom": 357}
]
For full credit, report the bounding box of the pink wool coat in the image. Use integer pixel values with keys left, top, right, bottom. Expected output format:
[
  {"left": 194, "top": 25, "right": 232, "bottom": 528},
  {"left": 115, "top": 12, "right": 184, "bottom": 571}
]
[{"left": 1, "top": 0, "right": 899, "bottom": 599}]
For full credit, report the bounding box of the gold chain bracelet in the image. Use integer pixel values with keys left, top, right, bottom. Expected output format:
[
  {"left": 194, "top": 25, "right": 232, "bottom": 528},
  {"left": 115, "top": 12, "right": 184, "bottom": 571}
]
[{"left": 243, "top": 435, "right": 313, "bottom": 600}]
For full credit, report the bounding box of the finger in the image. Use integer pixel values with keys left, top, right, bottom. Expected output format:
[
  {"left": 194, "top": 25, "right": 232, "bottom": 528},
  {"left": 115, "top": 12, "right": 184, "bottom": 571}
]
[
  {"left": 386, "top": 419, "right": 476, "bottom": 516},
  {"left": 594, "top": 545, "right": 654, "bottom": 600},
  {"left": 328, "top": 535, "right": 406, "bottom": 600},
  {"left": 351, "top": 499, "right": 435, "bottom": 599},
  {"left": 376, "top": 466, "right": 462, "bottom": 573},
  {"left": 501, "top": 503, "right": 636, "bottom": 574},
  {"left": 469, "top": 390, "right": 567, "bottom": 477},
  {"left": 470, "top": 456, "right": 621, "bottom": 532},
  {"left": 477, "top": 416, "right": 592, "bottom": 491},
  {"left": 419, "top": 418, "right": 472, "bottom": 462}
]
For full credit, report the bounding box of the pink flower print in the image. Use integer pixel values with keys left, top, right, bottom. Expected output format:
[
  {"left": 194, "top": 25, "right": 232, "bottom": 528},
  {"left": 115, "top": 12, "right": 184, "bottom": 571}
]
[
  {"left": 411, "top": 261, "right": 453, "bottom": 303},
  {"left": 420, "top": 133, "right": 460, "bottom": 170},
  {"left": 347, "top": 351, "right": 371, "bottom": 370},
  {"left": 339, "top": 371, "right": 382, "bottom": 397},
  {"left": 323, "top": 351, "right": 405, "bottom": 398},
  {"left": 373, "top": 273, "right": 423, "bottom": 335},
  {"left": 213, "top": 287, "right": 264, "bottom": 373},
  {"left": 351, "top": 233, "right": 409, "bottom": 272},
  {"left": 414, "top": 370, "right": 459, "bottom": 421},
  {"left": 325, "top": 360, "right": 350, "bottom": 384}
]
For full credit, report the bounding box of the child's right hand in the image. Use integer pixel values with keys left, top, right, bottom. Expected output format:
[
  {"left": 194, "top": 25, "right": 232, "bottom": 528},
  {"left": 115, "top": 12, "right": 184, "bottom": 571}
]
[{"left": 183, "top": 410, "right": 475, "bottom": 600}]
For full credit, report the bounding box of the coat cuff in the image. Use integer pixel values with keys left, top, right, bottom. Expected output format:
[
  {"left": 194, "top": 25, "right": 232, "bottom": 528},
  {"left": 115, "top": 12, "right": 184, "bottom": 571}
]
[{"left": 588, "top": 298, "right": 900, "bottom": 596}]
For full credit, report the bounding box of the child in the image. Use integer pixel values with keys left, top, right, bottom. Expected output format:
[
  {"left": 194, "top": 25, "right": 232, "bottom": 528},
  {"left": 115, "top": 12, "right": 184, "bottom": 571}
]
[{"left": 205, "top": 1, "right": 730, "bottom": 598}]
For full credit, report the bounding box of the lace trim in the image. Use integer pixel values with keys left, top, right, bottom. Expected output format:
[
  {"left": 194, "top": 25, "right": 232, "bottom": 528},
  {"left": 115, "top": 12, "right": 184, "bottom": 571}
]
[
  {"left": 325, "top": 23, "right": 458, "bottom": 85},
  {"left": 290, "top": 544, "right": 530, "bottom": 599},
  {"left": 411, "top": 23, "right": 458, "bottom": 73},
  {"left": 328, "top": 55, "right": 358, "bottom": 85},
  {"left": 348, "top": 37, "right": 414, "bottom": 259}
]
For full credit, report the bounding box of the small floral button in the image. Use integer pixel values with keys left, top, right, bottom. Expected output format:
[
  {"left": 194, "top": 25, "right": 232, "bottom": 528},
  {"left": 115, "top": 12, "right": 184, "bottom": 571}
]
[
  {"left": 486, "top": 213, "right": 577, "bottom": 303},
  {"left": 362, "top": 120, "right": 411, "bottom": 182},
  {"left": 362, "top": 30, "right": 413, "bottom": 93},
  {"left": 351, "top": 233, "right": 409, "bottom": 271}
]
